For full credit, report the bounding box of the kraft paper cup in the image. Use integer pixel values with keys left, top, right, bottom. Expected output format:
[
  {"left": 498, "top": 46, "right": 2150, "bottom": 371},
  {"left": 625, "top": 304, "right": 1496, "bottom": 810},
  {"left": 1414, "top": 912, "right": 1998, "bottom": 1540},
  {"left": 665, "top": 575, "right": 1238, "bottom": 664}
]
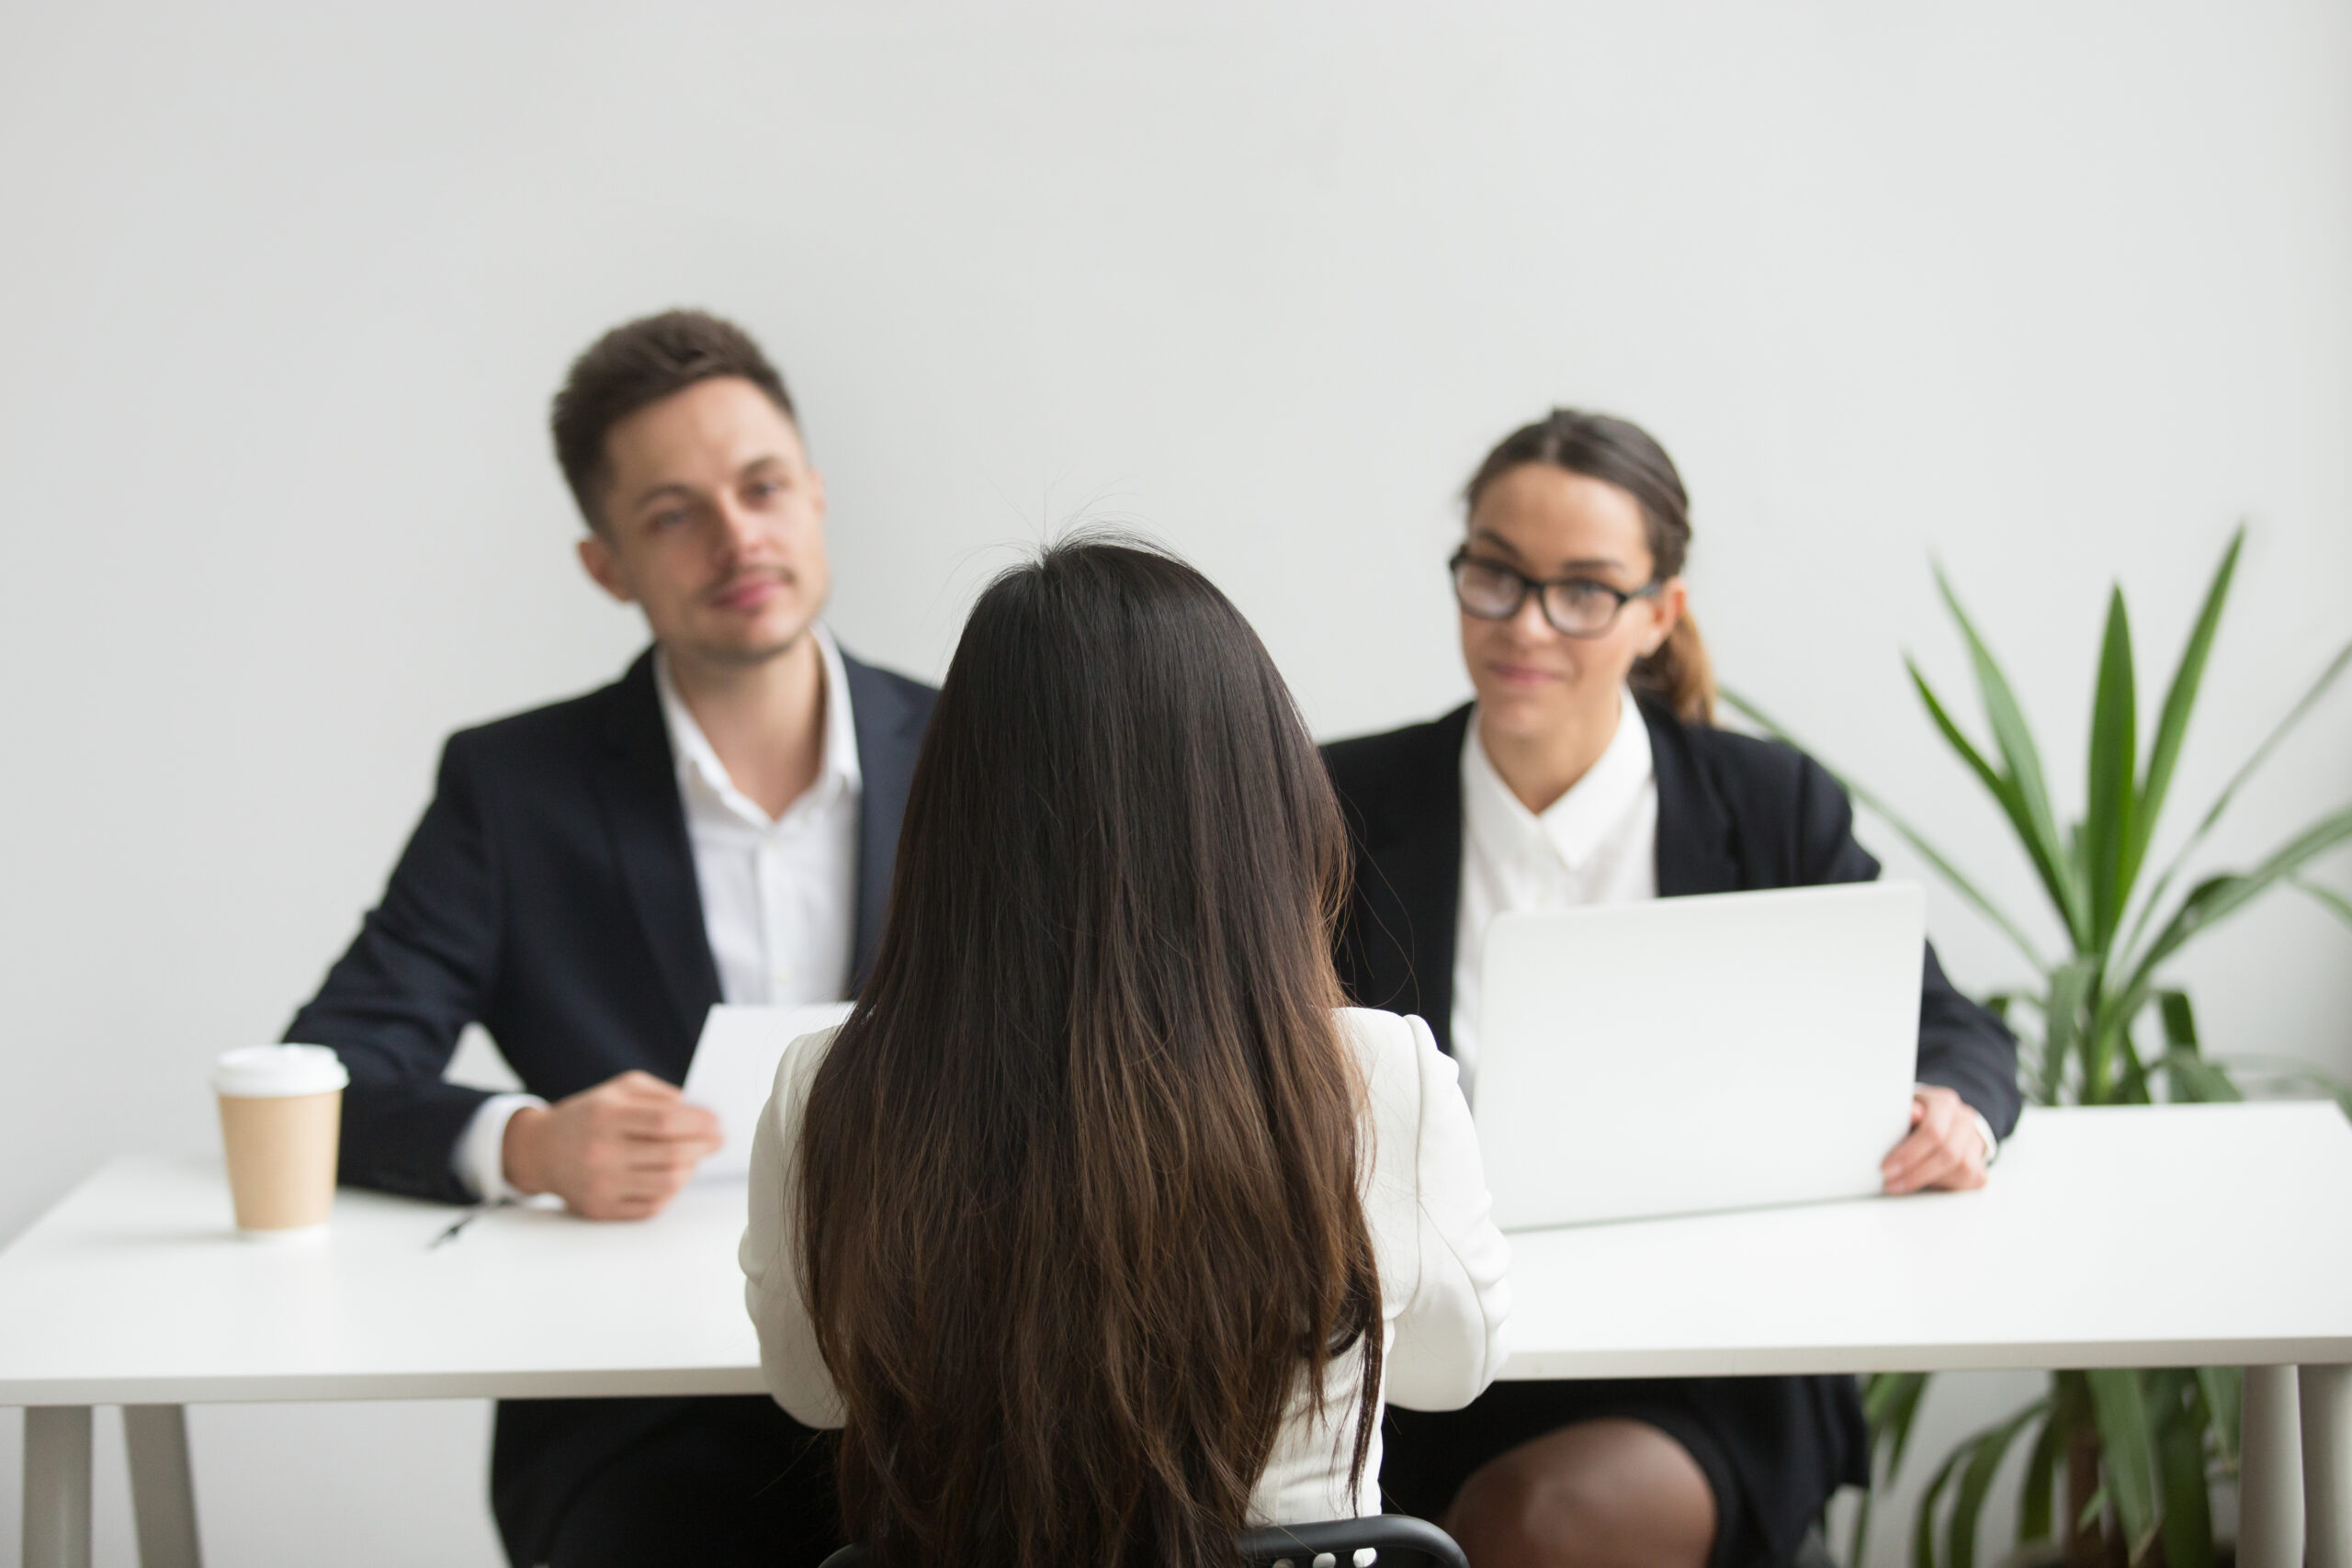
[{"left": 213, "top": 1045, "right": 349, "bottom": 1241}]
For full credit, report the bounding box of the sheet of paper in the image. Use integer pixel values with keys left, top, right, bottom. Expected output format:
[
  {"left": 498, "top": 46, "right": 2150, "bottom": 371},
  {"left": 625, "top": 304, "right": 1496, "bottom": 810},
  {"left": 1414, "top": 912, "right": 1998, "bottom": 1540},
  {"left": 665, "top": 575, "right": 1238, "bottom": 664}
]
[{"left": 682, "top": 1002, "right": 854, "bottom": 1179}]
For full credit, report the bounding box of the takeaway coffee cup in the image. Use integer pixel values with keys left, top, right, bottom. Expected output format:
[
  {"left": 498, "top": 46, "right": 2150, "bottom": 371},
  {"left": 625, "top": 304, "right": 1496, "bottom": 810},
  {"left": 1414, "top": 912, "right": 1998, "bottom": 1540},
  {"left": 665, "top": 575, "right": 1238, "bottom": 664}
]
[{"left": 213, "top": 1044, "right": 349, "bottom": 1240}]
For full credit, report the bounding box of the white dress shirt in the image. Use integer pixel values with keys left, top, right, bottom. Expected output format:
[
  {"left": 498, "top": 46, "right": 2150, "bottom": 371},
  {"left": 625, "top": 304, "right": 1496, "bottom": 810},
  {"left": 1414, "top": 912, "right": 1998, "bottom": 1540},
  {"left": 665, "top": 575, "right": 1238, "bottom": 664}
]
[
  {"left": 1450, "top": 686, "right": 1657, "bottom": 1106},
  {"left": 1445, "top": 687, "right": 1997, "bottom": 1160},
  {"left": 656, "top": 628, "right": 862, "bottom": 1011},
  {"left": 451, "top": 627, "right": 864, "bottom": 1201},
  {"left": 741, "top": 1008, "right": 1514, "bottom": 1526}
]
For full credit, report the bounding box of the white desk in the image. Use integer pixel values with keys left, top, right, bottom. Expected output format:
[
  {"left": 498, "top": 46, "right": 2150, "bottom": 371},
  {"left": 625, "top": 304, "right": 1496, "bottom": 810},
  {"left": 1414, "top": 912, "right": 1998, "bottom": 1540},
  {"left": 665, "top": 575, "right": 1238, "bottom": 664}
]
[{"left": 4, "top": 1102, "right": 2347, "bottom": 1568}]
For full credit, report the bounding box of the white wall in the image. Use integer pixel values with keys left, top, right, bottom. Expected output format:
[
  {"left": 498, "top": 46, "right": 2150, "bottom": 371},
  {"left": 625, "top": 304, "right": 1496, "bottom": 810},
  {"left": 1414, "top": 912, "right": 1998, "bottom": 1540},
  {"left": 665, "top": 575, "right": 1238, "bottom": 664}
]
[{"left": 3, "top": 2, "right": 2346, "bottom": 1562}]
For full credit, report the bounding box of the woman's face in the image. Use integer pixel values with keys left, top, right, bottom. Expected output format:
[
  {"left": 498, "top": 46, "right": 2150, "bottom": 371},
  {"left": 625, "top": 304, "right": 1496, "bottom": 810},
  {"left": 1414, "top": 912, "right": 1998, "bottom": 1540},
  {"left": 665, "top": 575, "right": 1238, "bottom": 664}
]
[{"left": 1457, "top": 463, "right": 1685, "bottom": 745}]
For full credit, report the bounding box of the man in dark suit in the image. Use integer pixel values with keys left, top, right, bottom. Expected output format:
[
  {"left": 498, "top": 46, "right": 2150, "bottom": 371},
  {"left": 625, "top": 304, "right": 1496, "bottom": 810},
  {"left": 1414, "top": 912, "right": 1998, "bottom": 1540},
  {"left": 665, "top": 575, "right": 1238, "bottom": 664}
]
[{"left": 287, "top": 310, "right": 934, "bottom": 1567}]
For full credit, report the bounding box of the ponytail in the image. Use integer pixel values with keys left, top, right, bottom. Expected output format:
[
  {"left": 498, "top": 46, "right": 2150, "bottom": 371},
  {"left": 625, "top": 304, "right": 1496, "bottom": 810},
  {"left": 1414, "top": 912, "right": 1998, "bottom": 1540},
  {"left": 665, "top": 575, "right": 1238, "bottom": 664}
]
[{"left": 1632, "top": 611, "right": 1715, "bottom": 727}]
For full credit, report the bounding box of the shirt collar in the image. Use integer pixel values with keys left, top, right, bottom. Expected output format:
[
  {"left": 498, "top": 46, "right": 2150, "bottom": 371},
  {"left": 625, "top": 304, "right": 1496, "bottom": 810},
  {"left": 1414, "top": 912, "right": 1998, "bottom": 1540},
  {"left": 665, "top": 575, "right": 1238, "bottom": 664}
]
[
  {"left": 653, "top": 625, "right": 861, "bottom": 828},
  {"left": 1462, "top": 685, "right": 1655, "bottom": 874}
]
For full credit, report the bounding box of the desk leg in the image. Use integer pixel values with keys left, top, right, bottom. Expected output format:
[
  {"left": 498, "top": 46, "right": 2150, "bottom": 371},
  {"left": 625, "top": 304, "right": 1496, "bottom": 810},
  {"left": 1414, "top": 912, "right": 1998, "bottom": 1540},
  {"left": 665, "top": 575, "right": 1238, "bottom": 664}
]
[
  {"left": 2242, "top": 1365, "right": 2304, "bottom": 1568},
  {"left": 22, "top": 1405, "right": 93, "bottom": 1568},
  {"left": 2304, "top": 1365, "right": 2352, "bottom": 1568},
  {"left": 125, "top": 1404, "right": 203, "bottom": 1568}
]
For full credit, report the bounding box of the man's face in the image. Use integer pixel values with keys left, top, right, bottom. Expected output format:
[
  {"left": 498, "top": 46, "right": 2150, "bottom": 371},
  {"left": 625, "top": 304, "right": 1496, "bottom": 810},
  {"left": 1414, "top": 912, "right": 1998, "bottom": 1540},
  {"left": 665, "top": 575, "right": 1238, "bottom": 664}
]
[{"left": 576, "top": 376, "right": 830, "bottom": 670}]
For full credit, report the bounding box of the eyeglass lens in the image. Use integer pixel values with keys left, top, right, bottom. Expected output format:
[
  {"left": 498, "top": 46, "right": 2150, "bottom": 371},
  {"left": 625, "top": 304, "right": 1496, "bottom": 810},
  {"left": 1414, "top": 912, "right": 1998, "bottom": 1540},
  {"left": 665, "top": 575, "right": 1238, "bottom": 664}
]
[{"left": 1453, "top": 558, "right": 1627, "bottom": 637}]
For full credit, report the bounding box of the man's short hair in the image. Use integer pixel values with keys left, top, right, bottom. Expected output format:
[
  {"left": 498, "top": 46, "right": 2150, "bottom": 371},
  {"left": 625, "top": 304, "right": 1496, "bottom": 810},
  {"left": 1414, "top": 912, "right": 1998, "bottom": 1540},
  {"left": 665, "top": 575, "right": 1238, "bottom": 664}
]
[{"left": 549, "top": 309, "right": 797, "bottom": 533}]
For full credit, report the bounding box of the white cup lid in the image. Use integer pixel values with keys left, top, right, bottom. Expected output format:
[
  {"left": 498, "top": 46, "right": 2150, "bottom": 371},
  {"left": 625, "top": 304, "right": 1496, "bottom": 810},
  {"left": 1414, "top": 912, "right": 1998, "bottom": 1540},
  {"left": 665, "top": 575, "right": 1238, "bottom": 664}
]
[{"left": 213, "top": 1044, "right": 350, "bottom": 1099}]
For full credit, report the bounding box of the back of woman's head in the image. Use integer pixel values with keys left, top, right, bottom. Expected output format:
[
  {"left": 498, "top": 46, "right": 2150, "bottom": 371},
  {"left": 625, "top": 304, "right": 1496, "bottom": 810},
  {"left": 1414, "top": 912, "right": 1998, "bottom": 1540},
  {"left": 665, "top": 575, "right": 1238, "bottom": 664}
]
[{"left": 798, "top": 536, "right": 1382, "bottom": 1568}]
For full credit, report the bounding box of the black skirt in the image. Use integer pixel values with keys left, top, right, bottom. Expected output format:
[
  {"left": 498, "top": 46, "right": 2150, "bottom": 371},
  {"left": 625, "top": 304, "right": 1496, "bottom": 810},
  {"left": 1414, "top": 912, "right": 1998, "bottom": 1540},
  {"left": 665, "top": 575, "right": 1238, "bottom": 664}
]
[{"left": 1379, "top": 1374, "right": 1868, "bottom": 1568}]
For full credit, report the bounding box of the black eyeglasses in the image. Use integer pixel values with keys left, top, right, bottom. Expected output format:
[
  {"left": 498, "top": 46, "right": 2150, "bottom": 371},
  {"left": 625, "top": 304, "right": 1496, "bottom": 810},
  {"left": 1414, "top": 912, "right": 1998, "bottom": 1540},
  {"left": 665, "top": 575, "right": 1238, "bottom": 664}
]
[{"left": 1448, "top": 547, "right": 1659, "bottom": 638}]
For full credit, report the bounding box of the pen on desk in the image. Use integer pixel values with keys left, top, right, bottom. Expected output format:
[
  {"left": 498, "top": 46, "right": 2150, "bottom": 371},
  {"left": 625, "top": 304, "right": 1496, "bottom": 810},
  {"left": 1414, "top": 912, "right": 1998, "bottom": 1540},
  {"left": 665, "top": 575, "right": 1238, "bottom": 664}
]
[{"left": 429, "top": 1209, "right": 486, "bottom": 1248}]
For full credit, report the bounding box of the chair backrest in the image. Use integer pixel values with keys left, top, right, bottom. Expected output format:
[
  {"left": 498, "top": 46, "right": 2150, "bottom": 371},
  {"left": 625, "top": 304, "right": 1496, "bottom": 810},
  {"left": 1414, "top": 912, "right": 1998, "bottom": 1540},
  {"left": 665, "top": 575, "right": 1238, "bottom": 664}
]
[
  {"left": 1238, "top": 1515, "right": 1468, "bottom": 1568},
  {"left": 816, "top": 1514, "right": 1467, "bottom": 1568}
]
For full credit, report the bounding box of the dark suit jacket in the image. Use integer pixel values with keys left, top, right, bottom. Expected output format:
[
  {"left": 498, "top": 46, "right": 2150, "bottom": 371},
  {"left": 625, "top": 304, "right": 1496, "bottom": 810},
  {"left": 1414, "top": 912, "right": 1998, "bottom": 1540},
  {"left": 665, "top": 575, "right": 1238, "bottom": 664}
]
[
  {"left": 1323, "top": 698, "right": 2021, "bottom": 1132},
  {"left": 285, "top": 644, "right": 935, "bottom": 1564},
  {"left": 1321, "top": 699, "right": 2020, "bottom": 1555}
]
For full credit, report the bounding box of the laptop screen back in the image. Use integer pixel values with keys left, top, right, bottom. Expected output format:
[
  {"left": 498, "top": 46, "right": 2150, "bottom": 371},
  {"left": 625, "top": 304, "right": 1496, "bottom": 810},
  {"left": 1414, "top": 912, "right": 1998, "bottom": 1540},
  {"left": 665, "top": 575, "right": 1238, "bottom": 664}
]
[{"left": 1474, "top": 881, "right": 1924, "bottom": 1231}]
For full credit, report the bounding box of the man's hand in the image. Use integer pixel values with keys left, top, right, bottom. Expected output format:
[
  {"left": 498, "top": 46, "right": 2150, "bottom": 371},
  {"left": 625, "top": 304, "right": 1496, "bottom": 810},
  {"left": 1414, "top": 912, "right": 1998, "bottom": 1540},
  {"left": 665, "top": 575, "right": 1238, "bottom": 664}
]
[
  {"left": 502, "top": 1070, "right": 722, "bottom": 1220},
  {"left": 1881, "top": 1085, "right": 1990, "bottom": 1196}
]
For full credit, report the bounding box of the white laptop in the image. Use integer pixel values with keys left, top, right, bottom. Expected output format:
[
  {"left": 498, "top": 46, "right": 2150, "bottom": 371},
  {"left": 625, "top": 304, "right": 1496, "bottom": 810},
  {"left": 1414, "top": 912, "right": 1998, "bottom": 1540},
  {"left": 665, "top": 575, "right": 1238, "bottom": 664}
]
[{"left": 1473, "top": 881, "right": 1924, "bottom": 1231}]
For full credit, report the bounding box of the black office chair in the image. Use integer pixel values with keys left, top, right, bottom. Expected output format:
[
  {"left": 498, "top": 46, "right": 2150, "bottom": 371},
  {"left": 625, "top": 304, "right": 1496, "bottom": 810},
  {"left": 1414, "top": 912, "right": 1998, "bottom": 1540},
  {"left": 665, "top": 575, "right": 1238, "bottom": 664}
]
[
  {"left": 817, "top": 1513, "right": 1467, "bottom": 1568},
  {"left": 1238, "top": 1514, "right": 1468, "bottom": 1568}
]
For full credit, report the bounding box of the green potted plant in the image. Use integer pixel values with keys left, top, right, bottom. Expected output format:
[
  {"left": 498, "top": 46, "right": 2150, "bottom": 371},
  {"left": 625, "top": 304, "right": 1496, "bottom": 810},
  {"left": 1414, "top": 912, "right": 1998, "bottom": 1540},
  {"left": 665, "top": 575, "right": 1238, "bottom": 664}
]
[{"left": 1727, "top": 528, "right": 2352, "bottom": 1568}]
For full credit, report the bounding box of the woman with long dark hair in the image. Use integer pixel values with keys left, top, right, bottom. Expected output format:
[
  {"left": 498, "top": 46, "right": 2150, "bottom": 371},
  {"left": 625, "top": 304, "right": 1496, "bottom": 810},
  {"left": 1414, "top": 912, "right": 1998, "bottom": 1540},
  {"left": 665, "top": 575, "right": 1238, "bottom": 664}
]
[
  {"left": 741, "top": 537, "right": 1512, "bottom": 1568},
  {"left": 1325, "top": 411, "right": 2020, "bottom": 1568}
]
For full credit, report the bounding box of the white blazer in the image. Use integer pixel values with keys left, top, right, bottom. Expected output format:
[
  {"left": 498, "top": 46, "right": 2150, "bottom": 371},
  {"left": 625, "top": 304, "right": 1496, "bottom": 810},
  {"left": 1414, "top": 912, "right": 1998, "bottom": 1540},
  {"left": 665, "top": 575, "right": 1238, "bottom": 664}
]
[{"left": 739, "top": 1007, "right": 1513, "bottom": 1526}]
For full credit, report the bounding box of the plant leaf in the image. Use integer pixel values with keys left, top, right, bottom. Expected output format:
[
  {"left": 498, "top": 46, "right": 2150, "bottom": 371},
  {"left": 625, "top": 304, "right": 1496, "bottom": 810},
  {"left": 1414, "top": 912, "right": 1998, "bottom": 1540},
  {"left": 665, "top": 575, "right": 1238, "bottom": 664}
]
[
  {"left": 1947, "top": 1399, "right": 2051, "bottom": 1568},
  {"left": 2039, "top": 956, "right": 2098, "bottom": 1106},
  {"left": 2110, "top": 1016, "right": 2154, "bottom": 1106},
  {"left": 1910, "top": 657, "right": 2084, "bottom": 953},
  {"left": 1722, "top": 685, "right": 2052, "bottom": 971},
  {"left": 1905, "top": 657, "right": 2009, "bottom": 805},
  {"left": 2018, "top": 1405, "right": 2065, "bottom": 1545},
  {"left": 2120, "top": 633, "right": 2352, "bottom": 963},
  {"left": 2114, "top": 805, "right": 2352, "bottom": 1022},
  {"left": 2211, "top": 1055, "right": 2352, "bottom": 1118},
  {"left": 2291, "top": 874, "right": 2352, "bottom": 930},
  {"left": 2086, "top": 1369, "right": 2161, "bottom": 1562},
  {"left": 1936, "top": 565, "right": 2088, "bottom": 944},
  {"left": 2180, "top": 635, "right": 2352, "bottom": 845},
  {"left": 1868, "top": 1370, "right": 1936, "bottom": 1482},
  {"left": 2126, "top": 529, "right": 2241, "bottom": 898},
  {"left": 2157, "top": 991, "right": 2199, "bottom": 1053},
  {"left": 1863, "top": 1368, "right": 1921, "bottom": 1426},
  {"left": 2198, "top": 1368, "right": 2241, "bottom": 1472},
  {"left": 1914, "top": 1441, "right": 1970, "bottom": 1568},
  {"left": 1907, "top": 655, "right": 2062, "bottom": 922},
  {"left": 2155, "top": 1388, "right": 2217, "bottom": 1568},
  {"left": 2085, "top": 586, "right": 2139, "bottom": 948},
  {"left": 2159, "top": 1050, "right": 2244, "bottom": 1105},
  {"left": 1853, "top": 1369, "right": 1934, "bottom": 1567}
]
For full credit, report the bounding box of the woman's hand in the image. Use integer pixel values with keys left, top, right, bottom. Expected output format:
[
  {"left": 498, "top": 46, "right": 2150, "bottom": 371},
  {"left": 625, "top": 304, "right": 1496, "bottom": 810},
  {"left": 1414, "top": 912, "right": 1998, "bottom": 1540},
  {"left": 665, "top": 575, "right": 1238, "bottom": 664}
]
[{"left": 1881, "top": 1085, "right": 1991, "bottom": 1195}]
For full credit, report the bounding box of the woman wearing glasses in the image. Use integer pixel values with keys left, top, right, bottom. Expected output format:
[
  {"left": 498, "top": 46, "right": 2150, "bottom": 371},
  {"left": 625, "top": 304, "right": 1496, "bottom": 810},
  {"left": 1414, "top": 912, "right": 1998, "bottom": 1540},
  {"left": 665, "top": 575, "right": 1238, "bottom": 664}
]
[{"left": 1325, "top": 410, "right": 2020, "bottom": 1568}]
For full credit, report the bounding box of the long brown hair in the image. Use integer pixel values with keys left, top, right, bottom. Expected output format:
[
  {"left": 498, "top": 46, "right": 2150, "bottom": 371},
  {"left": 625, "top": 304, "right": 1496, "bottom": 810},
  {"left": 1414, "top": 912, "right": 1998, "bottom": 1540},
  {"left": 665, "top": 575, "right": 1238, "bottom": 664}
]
[
  {"left": 1464, "top": 409, "right": 1716, "bottom": 725},
  {"left": 797, "top": 536, "right": 1384, "bottom": 1568}
]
